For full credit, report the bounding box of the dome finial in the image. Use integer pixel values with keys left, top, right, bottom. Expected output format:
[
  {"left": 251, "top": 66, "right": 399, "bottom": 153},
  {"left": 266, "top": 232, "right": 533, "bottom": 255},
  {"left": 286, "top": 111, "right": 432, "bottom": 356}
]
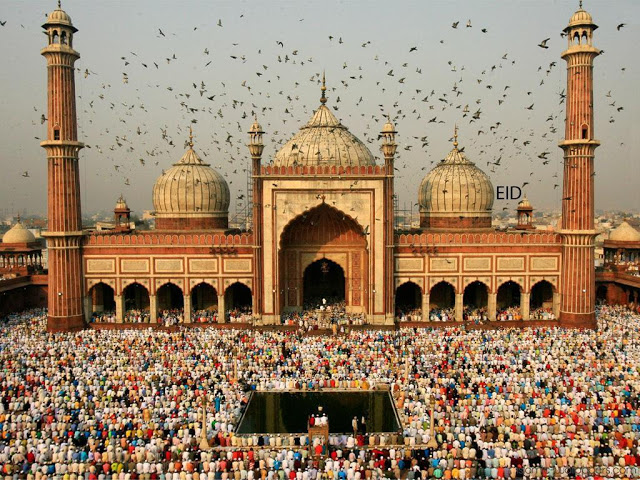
[
  {"left": 188, "top": 125, "right": 194, "bottom": 148},
  {"left": 16, "top": 213, "right": 21, "bottom": 223},
  {"left": 579, "top": 0, "right": 583, "bottom": 9},
  {"left": 58, "top": 0, "right": 62, "bottom": 9},
  {"left": 453, "top": 124, "right": 459, "bottom": 149},
  {"left": 320, "top": 71, "right": 327, "bottom": 104}
]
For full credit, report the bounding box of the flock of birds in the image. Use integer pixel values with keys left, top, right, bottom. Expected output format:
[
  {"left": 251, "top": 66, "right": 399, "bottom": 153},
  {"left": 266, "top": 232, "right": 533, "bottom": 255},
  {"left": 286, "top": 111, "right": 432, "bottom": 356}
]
[{"left": 3, "top": 5, "right": 630, "bottom": 219}]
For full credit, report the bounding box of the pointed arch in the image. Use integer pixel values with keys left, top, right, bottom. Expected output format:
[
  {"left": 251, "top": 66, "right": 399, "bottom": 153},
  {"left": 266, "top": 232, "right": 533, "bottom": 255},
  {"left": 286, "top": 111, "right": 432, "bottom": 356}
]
[
  {"left": 280, "top": 202, "right": 367, "bottom": 249},
  {"left": 530, "top": 280, "right": 555, "bottom": 319},
  {"left": 225, "top": 282, "right": 252, "bottom": 321},
  {"left": 122, "top": 282, "right": 150, "bottom": 322},
  {"left": 88, "top": 282, "right": 115, "bottom": 321},
  {"left": 395, "top": 281, "right": 422, "bottom": 321}
]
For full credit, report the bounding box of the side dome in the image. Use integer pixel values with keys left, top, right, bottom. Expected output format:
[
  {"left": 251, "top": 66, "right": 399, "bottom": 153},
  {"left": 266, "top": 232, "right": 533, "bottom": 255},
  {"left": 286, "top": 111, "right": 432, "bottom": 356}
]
[
  {"left": 272, "top": 79, "right": 375, "bottom": 168},
  {"left": 152, "top": 138, "right": 230, "bottom": 231},
  {"left": 418, "top": 132, "right": 494, "bottom": 229},
  {"left": 2, "top": 219, "right": 37, "bottom": 244},
  {"left": 568, "top": 9, "right": 594, "bottom": 28},
  {"left": 609, "top": 221, "right": 640, "bottom": 243}
]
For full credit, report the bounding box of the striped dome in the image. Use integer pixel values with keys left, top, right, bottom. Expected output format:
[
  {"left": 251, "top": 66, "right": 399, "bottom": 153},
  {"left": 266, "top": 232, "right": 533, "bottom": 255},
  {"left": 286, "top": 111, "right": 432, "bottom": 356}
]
[
  {"left": 419, "top": 144, "right": 493, "bottom": 229},
  {"left": 273, "top": 104, "right": 375, "bottom": 168},
  {"left": 152, "top": 145, "right": 230, "bottom": 229}
]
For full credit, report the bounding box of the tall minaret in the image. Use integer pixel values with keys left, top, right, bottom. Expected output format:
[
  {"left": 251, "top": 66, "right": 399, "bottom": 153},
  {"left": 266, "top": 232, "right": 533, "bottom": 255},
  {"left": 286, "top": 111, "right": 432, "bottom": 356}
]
[
  {"left": 380, "top": 118, "right": 397, "bottom": 324},
  {"left": 41, "top": 2, "right": 85, "bottom": 332},
  {"left": 559, "top": 2, "right": 600, "bottom": 329}
]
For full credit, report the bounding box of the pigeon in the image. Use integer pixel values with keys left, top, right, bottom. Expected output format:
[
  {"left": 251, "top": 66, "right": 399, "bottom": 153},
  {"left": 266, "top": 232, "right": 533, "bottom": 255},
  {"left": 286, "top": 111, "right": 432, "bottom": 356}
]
[{"left": 538, "top": 38, "right": 550, "bottom": 49}]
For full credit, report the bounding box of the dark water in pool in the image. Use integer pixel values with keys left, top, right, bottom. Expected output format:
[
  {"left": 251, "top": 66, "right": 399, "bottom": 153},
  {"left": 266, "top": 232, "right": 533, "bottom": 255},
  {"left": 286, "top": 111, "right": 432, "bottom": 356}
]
[{"left": 236, "top": 390, "right": 400, "bottom": 434}]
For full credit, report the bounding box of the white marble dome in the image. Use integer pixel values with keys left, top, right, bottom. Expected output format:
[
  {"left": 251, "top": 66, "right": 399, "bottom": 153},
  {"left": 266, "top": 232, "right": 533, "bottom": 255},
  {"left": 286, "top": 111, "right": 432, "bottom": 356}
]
[
  {"left": 273, "top": 103, "right": 375, "bottom": 168},
  {"left": 2, "top": 220, "right": 36, "bottom": 244},
  {"left": 152, "top": 146, "right": 230, "bottom": 222},
  {"left": 419, "top": 144, "right": 494, "bottom": 222},
  {"left": 609, "top": 221, "right": 640, "bottom": 243}
]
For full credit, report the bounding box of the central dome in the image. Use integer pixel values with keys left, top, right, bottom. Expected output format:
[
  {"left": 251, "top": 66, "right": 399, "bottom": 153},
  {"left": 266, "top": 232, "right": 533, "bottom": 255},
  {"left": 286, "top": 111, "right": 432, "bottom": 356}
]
[
  {"left": 152, "top": 136, "right": 230, "bottom": 231},
  {"left": 273, "top": 82, "right": 375, "bottom": 168},
  {"left": 418, "top": 133, "right": 494, "bottom": 229}
]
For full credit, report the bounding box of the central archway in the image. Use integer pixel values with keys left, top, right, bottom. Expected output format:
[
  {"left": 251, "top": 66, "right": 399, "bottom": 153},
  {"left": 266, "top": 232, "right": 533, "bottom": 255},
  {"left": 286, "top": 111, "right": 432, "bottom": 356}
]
[
  {"left": 303, "top": 258, "right": 345, "bottom": 307},
  {"left": 279, "top": 203, "right": 368, "bottom": 315}
]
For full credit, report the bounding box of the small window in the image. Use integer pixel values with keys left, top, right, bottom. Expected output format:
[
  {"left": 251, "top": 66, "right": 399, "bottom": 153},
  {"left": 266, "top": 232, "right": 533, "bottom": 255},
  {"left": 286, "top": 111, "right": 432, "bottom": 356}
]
[
  {"left": 581, "top": 124, "right": 588, "bottom": 139},
  {"left": 54, "top": 129, "right": 60, "bottom": 140},
  {"left": 61, "top": 31, "right": 67, "bottom": 45}
]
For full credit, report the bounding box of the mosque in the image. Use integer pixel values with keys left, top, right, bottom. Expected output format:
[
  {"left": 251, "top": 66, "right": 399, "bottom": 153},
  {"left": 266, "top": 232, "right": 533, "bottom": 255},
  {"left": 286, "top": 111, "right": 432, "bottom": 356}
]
[{"left": 35, "top": 3, "right": 606, "bottom": 331}]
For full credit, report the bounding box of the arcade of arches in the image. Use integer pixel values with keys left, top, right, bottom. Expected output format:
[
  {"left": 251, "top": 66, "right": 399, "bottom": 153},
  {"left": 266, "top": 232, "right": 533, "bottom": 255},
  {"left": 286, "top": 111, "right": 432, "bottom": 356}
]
[
  {"left": 86, "top": 281, "right": 252, "bottom": 324},
  {"left": 87, "top": 274, "right": 559, "bottom": 324},
  {"left": 395, "top": 279, "right": 560, "bottom": 323},
  {"left": 280, "top": 203, "right": 368, "bottom": 314}
]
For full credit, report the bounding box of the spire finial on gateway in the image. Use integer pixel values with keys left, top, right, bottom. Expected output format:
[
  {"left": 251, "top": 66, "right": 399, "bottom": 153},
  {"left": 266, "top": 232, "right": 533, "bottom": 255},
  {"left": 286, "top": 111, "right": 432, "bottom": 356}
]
[{"left": 320, "top": 71, "right": 327, "bottom": 105}]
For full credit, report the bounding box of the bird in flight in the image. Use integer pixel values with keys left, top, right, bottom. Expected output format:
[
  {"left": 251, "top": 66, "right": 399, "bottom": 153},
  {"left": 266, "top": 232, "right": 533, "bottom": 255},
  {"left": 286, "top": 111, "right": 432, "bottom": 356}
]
[
  {"left": 22, "top": 171, "right": 30, "bottom": 177},
  {"left": 538, "top": 38, "right": 550, "bottom": 49},
  {"left": 617, "top": 23, "right": 625, "bottom": 31},
  {"left": 452, "top": 21, "right": 459, "bottom": 29}
]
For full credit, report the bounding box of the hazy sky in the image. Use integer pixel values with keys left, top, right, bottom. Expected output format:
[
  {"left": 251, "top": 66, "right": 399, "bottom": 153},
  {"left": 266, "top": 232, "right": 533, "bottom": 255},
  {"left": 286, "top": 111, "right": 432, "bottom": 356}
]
[{"left": 1, "top": 0, "right": 638, "bottom": 218}]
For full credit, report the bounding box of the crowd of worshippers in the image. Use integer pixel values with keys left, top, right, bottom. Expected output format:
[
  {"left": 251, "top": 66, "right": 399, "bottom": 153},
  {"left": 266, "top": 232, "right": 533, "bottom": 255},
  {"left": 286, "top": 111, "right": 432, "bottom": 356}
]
[
  {"left": 2, "top": 304, "right": 640, "bottom": 479},
  {"left": 395, "top": 308, "right": 422, "bottom": 323},
  {"left": 281, "top": 298, "right": 366, "bottom": 329},
  {"left": 89, "top": 308, "right": 253, "bottom": 325}
]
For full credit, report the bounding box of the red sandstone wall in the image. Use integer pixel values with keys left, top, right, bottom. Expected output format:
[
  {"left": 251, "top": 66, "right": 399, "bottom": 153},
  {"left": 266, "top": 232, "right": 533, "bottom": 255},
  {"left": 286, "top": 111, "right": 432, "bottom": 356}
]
[
  {"left": 155, "top": 216, "right": 228, "bottom": 231},
  {"left": 420, "top": 216, "right": 492, "bottom": 229}
]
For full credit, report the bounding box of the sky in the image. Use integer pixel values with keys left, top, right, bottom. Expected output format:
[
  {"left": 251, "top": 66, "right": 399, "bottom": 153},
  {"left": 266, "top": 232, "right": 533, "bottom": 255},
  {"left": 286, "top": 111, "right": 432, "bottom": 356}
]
[{"left": 0, "top": 0, "right": 638, "bottom": 218}]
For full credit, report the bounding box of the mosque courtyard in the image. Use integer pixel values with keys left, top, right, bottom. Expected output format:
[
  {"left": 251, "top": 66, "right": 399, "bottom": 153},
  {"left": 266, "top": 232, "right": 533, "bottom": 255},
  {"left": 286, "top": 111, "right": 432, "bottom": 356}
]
[{"left": 1, "top": 305, "right": 640, "bottom": 479}]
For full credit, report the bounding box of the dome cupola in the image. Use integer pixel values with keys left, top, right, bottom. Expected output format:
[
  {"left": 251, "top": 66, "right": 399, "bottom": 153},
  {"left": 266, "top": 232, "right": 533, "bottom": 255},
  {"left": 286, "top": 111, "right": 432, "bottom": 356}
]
[
  {"left": 418, "top": 127, "right": 494, "bottom": 229},
  {"left": 2, "top": 217, "right": 37, "bottom": 244},
  {"left": 152, "top": 128, "right": 230, "bottom": 230},
  {"left": 609, "top": 221, "right": 640, "bottom": 243},
  {"left": 272, "top": 75, "right": 375, "bottom": 168}
]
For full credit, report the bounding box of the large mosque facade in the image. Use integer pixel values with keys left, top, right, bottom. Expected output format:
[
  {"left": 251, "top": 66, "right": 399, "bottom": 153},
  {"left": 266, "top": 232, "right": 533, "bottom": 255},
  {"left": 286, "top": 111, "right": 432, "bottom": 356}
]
[{"left": 40, "top": 4, "right": 601, "bottom": 331}]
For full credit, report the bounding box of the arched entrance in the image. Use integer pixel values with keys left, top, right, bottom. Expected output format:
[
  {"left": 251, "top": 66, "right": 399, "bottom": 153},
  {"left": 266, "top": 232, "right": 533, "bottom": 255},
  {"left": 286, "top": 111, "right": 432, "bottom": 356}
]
[
  {"left": 429, "top": 281, "right": 455, "bottom": 321},
  {"left": 89, "top": 282, "right": 115, "bottom": 322},
  {"left": 123, "top": 283, "right": 150, "bottom": 323},
  {"left": 496, "top": 281, "right": 522, "bottom": 321},
  {"left": 530, "top": 280, "right": 555, "bottom": 319},
  {"left": 192, "top": 282, "right": 218, "bottom": 307},
  {"left": 225, "top": 282, "right": 252, "bottom": 321},
  {"left": 463, "top": 281, "right": 488, "bottom": 321},
  {"left": 303, "top": 259, "right": 345, "bottom": 307},
  {"left": 395, "top": 282, "right": 422, "bottom": 321},
  {"left": 157, "top": 283, "right": 184, "bottom": 324},
  {"left": 157, "top": 283, "right": 184, "bottom": 310},
  {"left": 280, "top": 203, "right": 367, "bottom": 315}
]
